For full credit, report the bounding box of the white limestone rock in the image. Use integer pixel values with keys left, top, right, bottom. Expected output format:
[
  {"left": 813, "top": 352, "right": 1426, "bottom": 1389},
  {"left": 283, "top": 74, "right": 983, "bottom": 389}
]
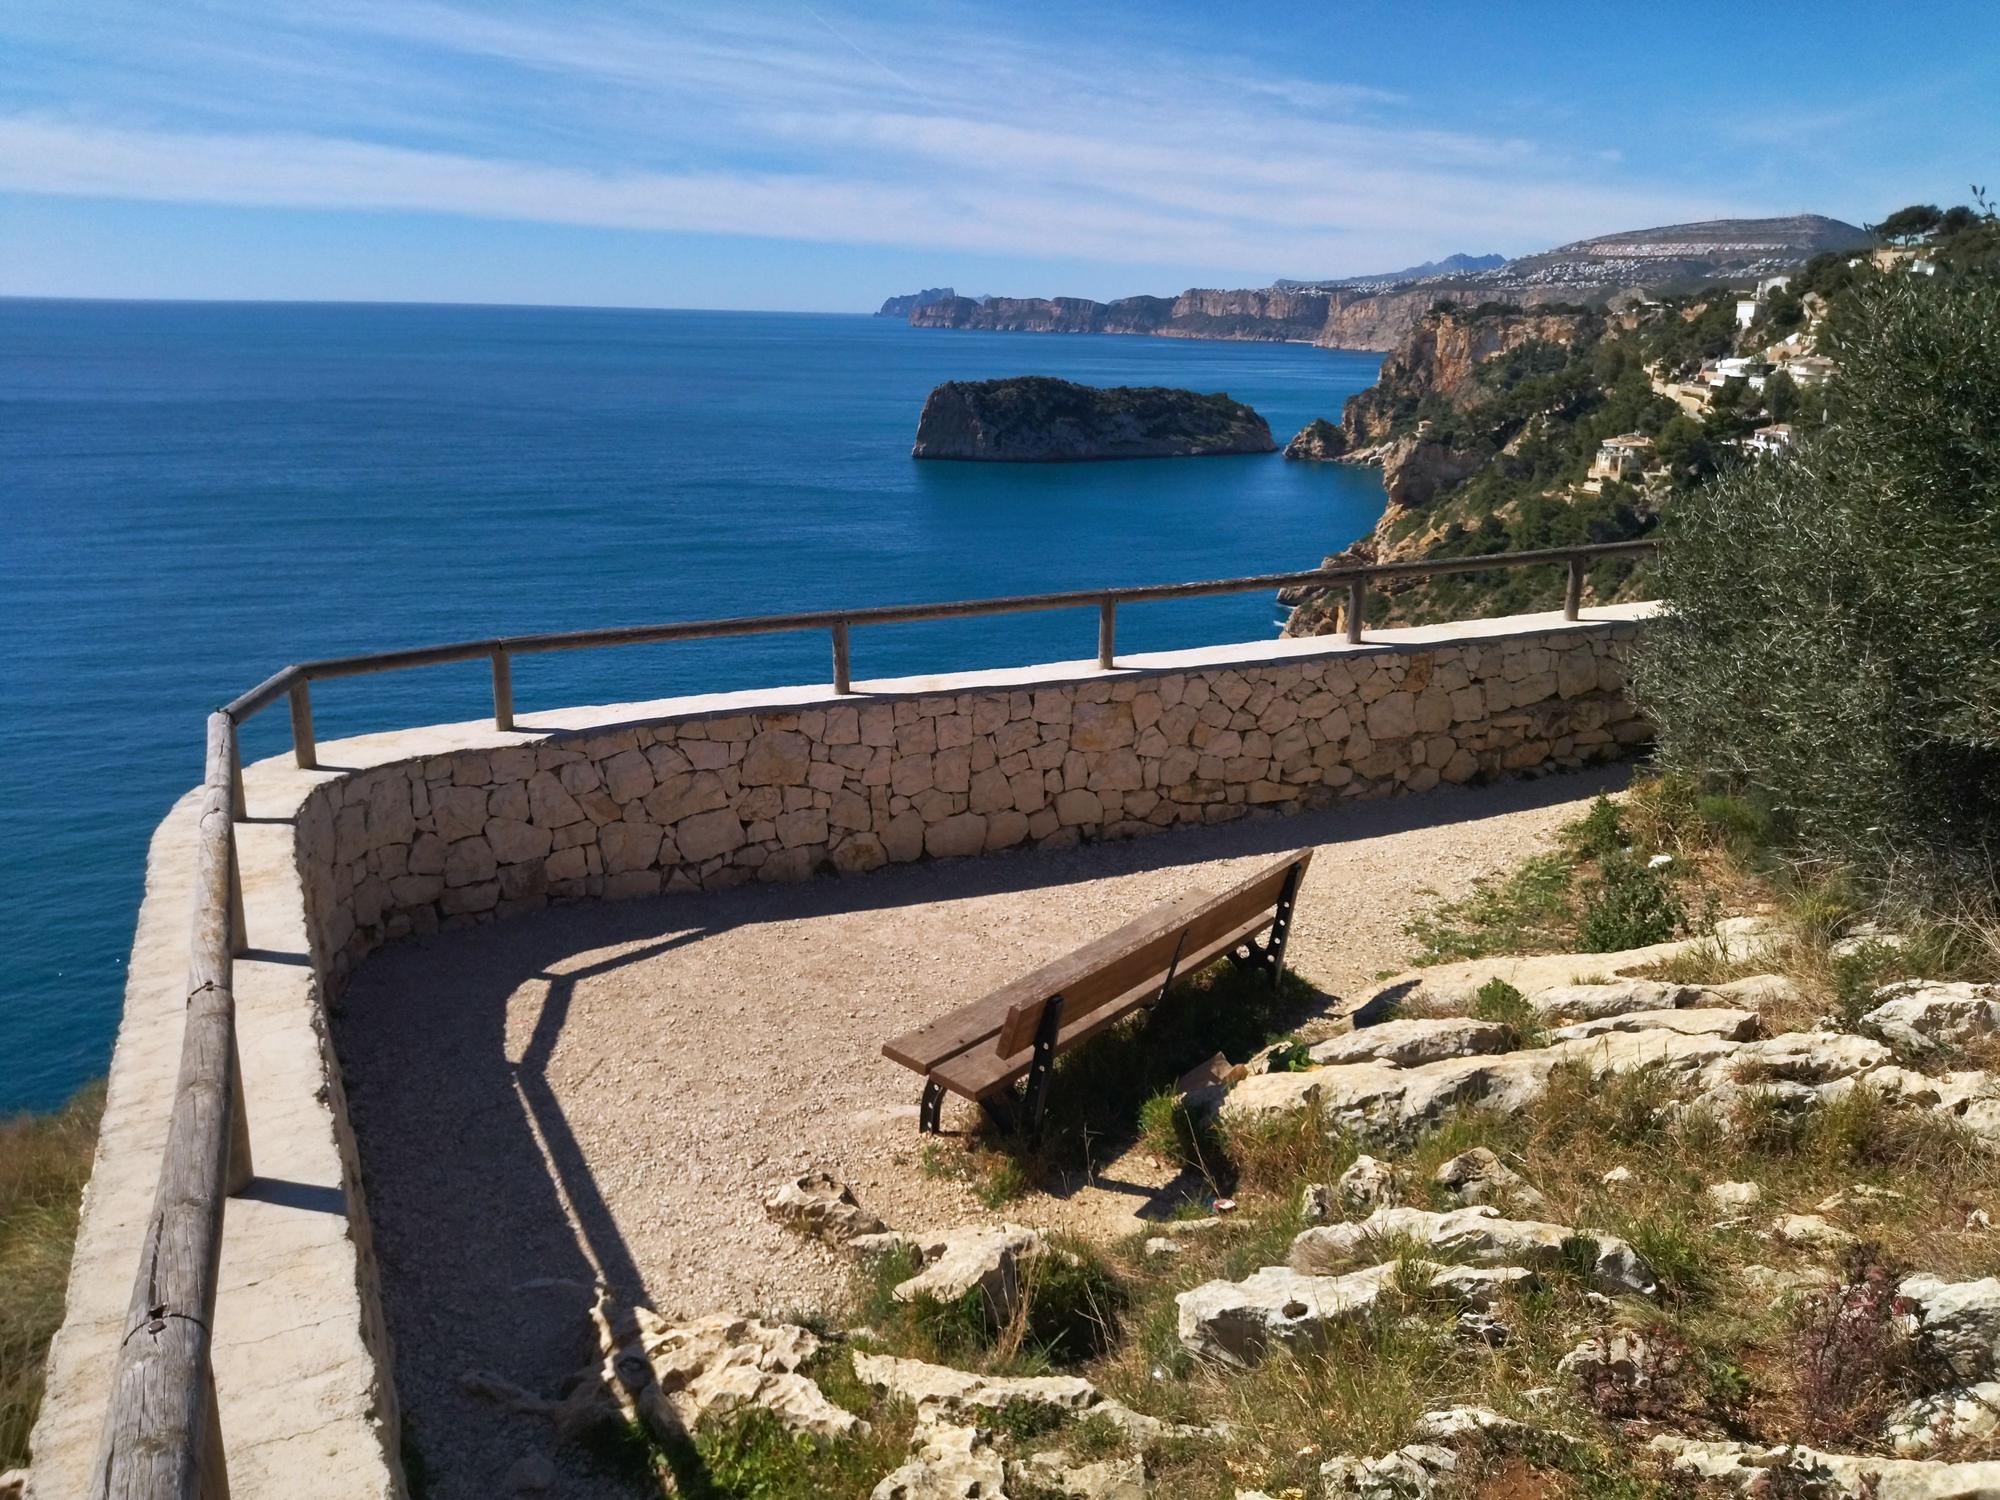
[
  {"left": 576, "top": 1299, "right": 865, "bottom": 1445},
  {"left": 1307, "top": 1018, "right": 1514, "bottom": 1069},
  {"left": 1548, "top": 1007, "right": 1761, "bottom": 1044},
  {"left": 1864, "top": 982, "right": 2000, "bottom": 1054},
  {"left": 1291, "top": 1204, "right": 1657, "bottom": 1297},
  {"left": 1321, "top": 1444, "right": 1458, "bottom": 1498},
  {"left": 1010, "top": 1451, "right": 1150, "bottom": 1500},
  {"left": 1900, "top": 1276, "right": 2000, "bottom": 1382},
  {"left": 853, "top": 1352, "right": 1095, "bottom": 1415},
  {"left": 894, "top": 1224, "right": 1046, "bottom": 1322},
  {"left": 1299, "top": 1182, "right": 1337, "bottom": 1224},
  {"left": 1525, "top": 979, "right": 1703, "bottom": 1021},
  {"left": 1887, "top": 1382, "right": 2000, "bottom": 1455},
  {"left": 1650, "top": 1434, "right": 2000, "bottom": 1498},
  {"left": 1707, "top": 1180, "right": 1764, "bottom": 1211},
  {"left": 762, "top": 1171, "right": 888, "bottom": 1243},
  {"left": 870, "top": 1418, "right": 1006, "bottom": 1500},
  {"left": 1175, "top": 1261, "right": 1405, "bottom": 1368},
  {"left": 1433, "top": 1147, "right": 1548, "bottom": 1216},
  {"left": 1769, "top": 1213, "right": 1858, "bottom": 1251},
  {"left": 1699, "top": 1032, "right": 1895, "bottom": 1088},
  {"left": 1338, "top": 1154, "right": 1404, "bottom": 1213},
  {"left": 1215, "top": 1069, "right": 1325, "bottom": 1126}
]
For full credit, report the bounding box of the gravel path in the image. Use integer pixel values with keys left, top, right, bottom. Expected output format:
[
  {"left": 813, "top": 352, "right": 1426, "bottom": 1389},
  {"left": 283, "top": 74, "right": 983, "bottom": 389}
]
[{"left": 336, "top": 763, "right": 1623, "bottom": 1494}]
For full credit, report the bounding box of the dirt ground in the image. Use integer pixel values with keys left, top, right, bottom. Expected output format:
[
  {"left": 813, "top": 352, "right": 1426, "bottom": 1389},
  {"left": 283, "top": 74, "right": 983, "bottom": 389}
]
[{"left": 335, "top": 763, "right": 1624, "bottom": 1495}]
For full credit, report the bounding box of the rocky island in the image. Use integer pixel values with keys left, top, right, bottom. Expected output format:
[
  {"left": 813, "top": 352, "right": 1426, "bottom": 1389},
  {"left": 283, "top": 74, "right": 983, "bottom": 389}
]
[{"left": 911, "top": 376, "right": 1276, "bottom": 461}]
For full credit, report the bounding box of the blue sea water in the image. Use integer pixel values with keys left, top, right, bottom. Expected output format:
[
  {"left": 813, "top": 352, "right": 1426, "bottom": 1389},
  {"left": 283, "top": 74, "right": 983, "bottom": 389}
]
[{"left": 0, "top": 300, "right": 1384, "bottom": 1113}]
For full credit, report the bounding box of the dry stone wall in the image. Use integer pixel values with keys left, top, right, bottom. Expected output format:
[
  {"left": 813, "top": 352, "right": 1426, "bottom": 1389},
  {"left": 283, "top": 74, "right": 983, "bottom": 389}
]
[{"left": 297, "top": 617, "right": 1647, "bottom": 982}]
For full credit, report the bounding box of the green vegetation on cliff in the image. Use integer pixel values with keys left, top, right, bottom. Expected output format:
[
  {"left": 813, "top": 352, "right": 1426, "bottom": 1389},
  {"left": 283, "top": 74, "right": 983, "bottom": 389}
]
[{"left": 2, "top": 1081, "right": 104, "bottom": 1466}]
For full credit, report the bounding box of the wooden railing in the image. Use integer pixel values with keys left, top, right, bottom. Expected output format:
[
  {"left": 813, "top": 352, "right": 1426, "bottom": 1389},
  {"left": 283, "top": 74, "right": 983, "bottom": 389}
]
[{"left": 90, "top": 537, "right": 1653, "bottom": 1496}]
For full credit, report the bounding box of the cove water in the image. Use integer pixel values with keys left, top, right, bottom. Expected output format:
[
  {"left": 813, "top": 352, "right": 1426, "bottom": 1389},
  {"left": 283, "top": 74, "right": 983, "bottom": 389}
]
[{"left": 0, "top": 300, "right": 1384, "bottom": 1112}]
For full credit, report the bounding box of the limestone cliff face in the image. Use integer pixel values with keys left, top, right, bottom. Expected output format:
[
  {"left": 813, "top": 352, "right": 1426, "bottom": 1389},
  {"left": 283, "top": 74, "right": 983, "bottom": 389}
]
[
  {"left": 911, "top": 376, "right": 1276, "bottom": 462},
  {"left": 1341, "top": 306, "right": 1594, "bottom": 446},
  {"left": 1378, "top": 436, "right": 1487, "bottom": 509},
  {"left": 908, "top": 283, "right": 1594, "bottom": 354}
]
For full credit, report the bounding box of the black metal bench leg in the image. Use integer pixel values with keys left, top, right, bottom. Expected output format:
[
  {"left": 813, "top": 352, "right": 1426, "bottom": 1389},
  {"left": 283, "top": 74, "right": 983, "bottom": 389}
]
[
  {"left": 919, "top": 1079, "right": 945, "bottom": 1134},
  {"left": 1266, "top": 861, "right": 1303, "bottom": 991},
  {"left": 1020, "top": 994, "right": 1065, "bottom": 1146}
]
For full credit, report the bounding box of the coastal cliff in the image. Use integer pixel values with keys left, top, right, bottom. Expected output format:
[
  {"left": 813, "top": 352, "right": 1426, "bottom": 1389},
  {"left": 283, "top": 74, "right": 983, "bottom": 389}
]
[
  {"left": 1278, "top": 301, "right": 1658, "bottom": 634},
  {"left": 1336, "top": 305, "right": 1594, "bottom": 447},
  {"left": 898, "top": 217, "right": 1869, "bottom": 354},
  {"left": 911, "top": 377, "right": 1276, "bottom": 462},
  {"left": 910, "top": 286, "right": 1458, "bottom": 351}
]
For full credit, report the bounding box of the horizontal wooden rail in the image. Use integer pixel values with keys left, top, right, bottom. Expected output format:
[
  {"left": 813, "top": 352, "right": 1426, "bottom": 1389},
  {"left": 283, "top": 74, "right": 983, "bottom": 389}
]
[
  {"left": 92, "top": 713, "right": 251, "bottom": 1498},
  {"left": 222, "top": 540, "right": 1655, "bottom": 769},
  {"left": 107, "top": 536, "right": 1655, "bottom": 1495}
]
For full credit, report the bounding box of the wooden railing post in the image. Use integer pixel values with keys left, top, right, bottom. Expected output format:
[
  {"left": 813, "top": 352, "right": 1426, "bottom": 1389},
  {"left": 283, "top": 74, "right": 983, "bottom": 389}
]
[
  {"left": 1564, "top": 555, "right": 1585, "bottom": 620},
  {"left": 831, "top": 621, "right": 851, "bottom": 694},
  {"left": 1345, "top": 577, "right": 1366, "bottom": 644},
  {"left": 287, "top": 677, "right": 316, "bottom": 770},
  {"left": 1098, "top": 600, "right": 1116, "bottom": 669},
  {"left": 491, "top": 648, "right": 514, "bottom": 731}
]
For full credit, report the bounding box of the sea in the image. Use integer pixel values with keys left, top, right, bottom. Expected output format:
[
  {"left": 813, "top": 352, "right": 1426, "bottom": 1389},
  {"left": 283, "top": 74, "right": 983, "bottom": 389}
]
[{"left": 0, "top": 299, "right": 1385, "bottom": 1113}]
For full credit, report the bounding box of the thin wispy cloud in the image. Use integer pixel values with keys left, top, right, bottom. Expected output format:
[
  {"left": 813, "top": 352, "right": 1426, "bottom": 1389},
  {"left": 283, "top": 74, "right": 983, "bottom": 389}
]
[{"left": 4, "top": 0, "right": 1962, "bottom": 301}]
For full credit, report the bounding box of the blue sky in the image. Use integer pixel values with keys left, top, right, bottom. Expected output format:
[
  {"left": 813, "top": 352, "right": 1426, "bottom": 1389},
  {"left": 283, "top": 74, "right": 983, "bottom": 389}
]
[{"left": 1, "top": 1, "right": 1994, "bottom": 311}]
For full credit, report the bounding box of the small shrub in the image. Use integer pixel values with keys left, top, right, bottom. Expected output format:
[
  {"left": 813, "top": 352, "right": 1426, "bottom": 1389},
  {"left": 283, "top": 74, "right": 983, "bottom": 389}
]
[
  {"left": 1470, "top": 978, "right": 1543, "bottom": 1047},
  {"left": 1566, "top": 795, "right": 1630, "bottom": 860},
  {"left": 1614, "top": 1211, "right": 1722, "bottom": 1306},
  {"left": 1005, "top": 1238, "right": 1126, "bottom": 1366},
  {"left": 1791, "top": 1243, "right": 1926, "bottom": 1445},
  {"left": 1578, "top": 851, "right": 1688, "bottom": 951}
]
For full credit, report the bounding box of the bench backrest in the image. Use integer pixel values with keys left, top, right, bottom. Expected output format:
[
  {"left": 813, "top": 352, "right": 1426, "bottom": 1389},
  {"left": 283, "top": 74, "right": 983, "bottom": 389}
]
[{"left": 991, "top": 851, "right": 1310, "bottom": 1057}]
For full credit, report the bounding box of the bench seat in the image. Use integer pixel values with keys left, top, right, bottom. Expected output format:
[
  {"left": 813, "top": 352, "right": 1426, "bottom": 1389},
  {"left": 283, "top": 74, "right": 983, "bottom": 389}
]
[{"left": 882, "top": 850, "right": 1312, "bottom": 1134}]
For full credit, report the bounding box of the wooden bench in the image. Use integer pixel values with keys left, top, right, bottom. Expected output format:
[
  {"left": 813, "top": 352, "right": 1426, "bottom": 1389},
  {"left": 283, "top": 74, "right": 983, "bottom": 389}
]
[{"left": 882, "top": 850, "right": 1313, "bottom": 1138}]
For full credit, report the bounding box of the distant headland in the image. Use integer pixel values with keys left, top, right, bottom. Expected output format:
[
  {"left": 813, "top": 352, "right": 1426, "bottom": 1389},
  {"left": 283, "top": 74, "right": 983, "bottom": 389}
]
[{"left": 878, "top": 214, "right": 1872, "bottom": 353}]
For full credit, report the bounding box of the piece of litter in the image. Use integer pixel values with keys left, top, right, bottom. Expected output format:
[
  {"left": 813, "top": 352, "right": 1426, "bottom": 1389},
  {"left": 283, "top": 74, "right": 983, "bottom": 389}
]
[
  {"left": 1648, "top": 853, "right": 1673, "bottom": 868},
  {"left": 1213, "top": 1198, "right": 1238, "bottom": 1214}
]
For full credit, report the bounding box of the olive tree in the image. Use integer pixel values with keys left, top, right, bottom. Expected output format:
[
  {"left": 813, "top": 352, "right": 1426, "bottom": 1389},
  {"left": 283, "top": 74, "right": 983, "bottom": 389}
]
[{"left": 1630, "top": 273, "right": 2000, "bottom": 898}]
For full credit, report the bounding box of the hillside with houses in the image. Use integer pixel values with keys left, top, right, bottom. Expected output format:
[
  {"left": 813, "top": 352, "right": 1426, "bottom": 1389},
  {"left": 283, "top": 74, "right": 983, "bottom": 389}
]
[{"left": 1279, "top": 200, "right": 1999, "bottom": 635}]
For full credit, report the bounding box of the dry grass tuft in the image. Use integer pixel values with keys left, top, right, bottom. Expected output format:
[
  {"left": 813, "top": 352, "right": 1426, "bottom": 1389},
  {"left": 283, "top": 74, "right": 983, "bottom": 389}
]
[{"left": 1, "top": 1080, "right": 105, "bottom": 1467}]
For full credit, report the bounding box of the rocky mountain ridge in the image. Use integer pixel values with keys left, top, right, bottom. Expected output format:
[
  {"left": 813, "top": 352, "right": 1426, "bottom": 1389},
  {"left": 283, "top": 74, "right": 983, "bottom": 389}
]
[{"left": 895, "top": 215, "right": 1871, "bottom": 352}]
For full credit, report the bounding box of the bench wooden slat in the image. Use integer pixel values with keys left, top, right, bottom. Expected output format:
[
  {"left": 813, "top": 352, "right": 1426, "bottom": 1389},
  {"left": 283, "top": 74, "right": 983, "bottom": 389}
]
[
  {"left": 992, "top": 858, "right": 1304, "bottom": 1057},
  {"left": 928, "top": 903, "right": 1284, "bottom": 1100}
]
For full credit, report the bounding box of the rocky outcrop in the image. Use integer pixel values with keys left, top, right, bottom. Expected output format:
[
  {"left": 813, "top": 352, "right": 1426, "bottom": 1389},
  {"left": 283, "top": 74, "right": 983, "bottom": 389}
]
[
  {"left": 465, "top": 1296, "right": 862, "bottom": 1445},
  {"left": 892, "top": 1223, "right": 1046, "bottom": 1321},
  {"left": 910, "top": 377, "right": 1276, "bottom": 462},
  {"left": 1283, "top": 417, "right": 1347, "bottom": 461},
  {"left": 1290, "top": 1204, "right": 1657, "bottom": 1296},
  {"left": 1650, "top": 1435, "right": 2000, "bottom": 1498},
  {"left": 1862, "top": 981, "right": 2000, "bottom": 1053},
  {"left": 762, "top": 1172, "right": 887, "bottom": 1243},
  {"left": 1377, "top": 434, "right": 1486, "bottom": 509}
]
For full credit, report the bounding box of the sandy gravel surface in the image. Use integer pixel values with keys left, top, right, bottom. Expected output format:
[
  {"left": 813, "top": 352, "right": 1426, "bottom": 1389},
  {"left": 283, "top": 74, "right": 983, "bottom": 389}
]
[{"left": 336, "top": 764, "right": 1622, "bottom": 1494}]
